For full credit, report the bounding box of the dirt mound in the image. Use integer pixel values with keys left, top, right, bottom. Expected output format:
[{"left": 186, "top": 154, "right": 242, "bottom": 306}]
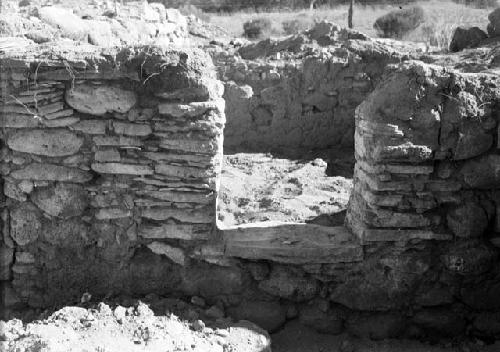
[{"left": 1, "top": 300, "right": 271, "bottom": 352}]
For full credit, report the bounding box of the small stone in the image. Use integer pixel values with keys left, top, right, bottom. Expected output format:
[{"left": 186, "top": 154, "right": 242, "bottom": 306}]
[
  {"left": 114, "top": 306, "right": 126, "bottom": 323},
  {"left": 98, "top": 303, "right": 112, "bottom": 315},
  {"left": 15, "top": 252, "right": 35, "bottom": 264},
  {"left": 95, "top": 208, "right": 131, "bottom": 220},
  {"left": 17, "top": 180, "right": 34, "bottom": 194},
  {"left": 192, "top": 319, "right": 205, "bottom": 332},
  {"left": 135, "top": 301, "right": 154, "bottom": 318},
  {"left": 71, "top": 120, "right": 107, "bottom": 134},
  {"left": 42, "top": 117, "right": 80, "bottom": 128},
  {"left": 113, "top": 122, "right": 152, "bottom": 136}
]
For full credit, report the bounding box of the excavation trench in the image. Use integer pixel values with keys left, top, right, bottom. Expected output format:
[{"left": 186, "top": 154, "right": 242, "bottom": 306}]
[{"left": 1, "top": 14, "right": 500, "bottom": 344}]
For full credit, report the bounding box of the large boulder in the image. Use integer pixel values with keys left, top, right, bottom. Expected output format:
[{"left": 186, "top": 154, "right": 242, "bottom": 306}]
[
  {"left": 487, "top": 7, "right": 500, "bottom": 37},
  {"left": 449, "top": 27, "right": 487, "bottom": 52},
  {"left": 373, "top": 6, "right": 425, "bottom": 39}
]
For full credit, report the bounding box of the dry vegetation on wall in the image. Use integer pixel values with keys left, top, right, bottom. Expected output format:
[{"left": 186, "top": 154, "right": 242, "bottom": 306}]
[{"left": 209, "top": 0, "right": 493, "bottom": 49}]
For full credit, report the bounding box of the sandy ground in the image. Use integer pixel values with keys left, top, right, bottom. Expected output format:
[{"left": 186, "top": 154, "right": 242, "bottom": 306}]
[{"left": 218, "top": 153, "right": 353, "bottom": 227}]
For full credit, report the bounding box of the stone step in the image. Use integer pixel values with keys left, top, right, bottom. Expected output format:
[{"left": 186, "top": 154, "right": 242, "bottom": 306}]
[{"left": 220, "top": 222, "right": 363, "bottom": 264}]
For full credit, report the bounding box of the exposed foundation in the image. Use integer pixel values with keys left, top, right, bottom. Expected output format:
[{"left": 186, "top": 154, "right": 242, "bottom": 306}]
[{"left": 1, "top": 30, "right": 500, "bottom": 341}]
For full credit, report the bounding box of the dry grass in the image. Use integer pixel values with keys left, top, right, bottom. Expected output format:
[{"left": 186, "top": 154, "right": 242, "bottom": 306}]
[{"left": 210, "top": 0, "right": 493, "bottom": 49}]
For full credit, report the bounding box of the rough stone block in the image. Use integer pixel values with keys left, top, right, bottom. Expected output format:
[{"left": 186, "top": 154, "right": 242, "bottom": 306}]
[
  {"left": 10, "top": 204, "right": 42, "bottom": 246},
  {"left": 447, "top": 202, "right": 488, "bottom": 238},
  {"left": 147, "top": 242, "right": 186, "bottom": 266},
  {"left": 0, "top": 114, "right": 41, "bottom": 128},
  {"left": 155, "top": 164, "right": 215, "bottom": 179},
  {"left": 258, "top": 266, "right": 318, "bottom": 302},
  {"left": 91, "top": 163, "right": 153, "bottom": 175},
  {"left": 95, "top": 208, "right": 131, "bottom": 220},
  {"left": 10, "top": 163, "right": 92, "bottom": 183},
  {"left": 137, "top": 190, "right": 212, "bottom": 204},
  {"left": 453, "top": 127, "right": 493, "bottom": 160},
  {"left": 363, "top": 229, "right": 452, "bottom": 242},
  {"left": 95, "top": 149, "right": 120, "bottom": 162},
  {"left": 42, "top": 117, "right": 80, "bottom": 128},
  {"left": 141, "top": 207, "right": 213, "bottom": 224},
  {"left": 138, "top": 224, "right": 210, "bottom": 240},
  {"left": 31, "top": 183, "right": 88, "bottom": 218},
  {"left": 65, "top": 83, "right": 137, "bottom": 116},
  {"left": 159, "top": 138, "right": 220, "bottom": 154},
  {"left": 0, "top": 247, "right": 14, "bottom": 280},
  {"left": 113, "top": 122, "right": 152, "bottom": 136},
  {"left": 7, "top": 129, "right": 83, "bottom": 157},
  {"left": 461, "top": 155, "right": 500, "bottom": 189},
  {"left": 93, "top": 136, "right": 142, "bottom": 147},
  {"left": 222, "top": 222, "right": 362, "bottom": 264},
  {"left": 71, "top": 120, "right": 107, "bottom": 134}
]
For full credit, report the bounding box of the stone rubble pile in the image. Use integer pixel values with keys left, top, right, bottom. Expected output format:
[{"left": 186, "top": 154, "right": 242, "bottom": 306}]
[{"left": 0, "top": 2, "right": 189, "bottom": 47}]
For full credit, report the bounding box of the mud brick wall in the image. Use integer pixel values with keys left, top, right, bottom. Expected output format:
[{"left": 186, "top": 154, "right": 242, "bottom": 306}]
[{"left": 0, "top": 44, "right": 225, "bottom": 310}]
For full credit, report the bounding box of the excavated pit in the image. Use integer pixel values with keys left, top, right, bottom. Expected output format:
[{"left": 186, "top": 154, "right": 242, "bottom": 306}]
[{"left": 1, "top": 2, "right": 500, "bottom": 349}]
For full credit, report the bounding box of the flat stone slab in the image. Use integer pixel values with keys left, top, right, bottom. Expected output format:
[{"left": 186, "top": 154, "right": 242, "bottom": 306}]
[
  {"left": 221, "top": 222, "right": 363, "bottom": 264},
  {"left": 7, "top": 129, "right": 83, "bottom": 157}
]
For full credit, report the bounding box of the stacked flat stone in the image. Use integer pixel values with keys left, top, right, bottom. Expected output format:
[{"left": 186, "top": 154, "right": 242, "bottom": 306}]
[
  {"left": 0, "top": 43, "right": 224, "bottom": 310},
  {"left": 346, "top": 61, "right": 500, "bottom": 252}
]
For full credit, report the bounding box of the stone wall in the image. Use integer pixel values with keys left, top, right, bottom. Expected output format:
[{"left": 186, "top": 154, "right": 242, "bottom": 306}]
[
  {"left": 211, "top": 23, "right": 426, "bottom": 154},
  {"left": 0, "top": 42, "right": 225, "bottom": 311},
  {"left": 347, "top": 60, "right": 499, "bottom": 245},
  {"left": 342, "top": 60, "right": 500, "bottom": 338}
]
